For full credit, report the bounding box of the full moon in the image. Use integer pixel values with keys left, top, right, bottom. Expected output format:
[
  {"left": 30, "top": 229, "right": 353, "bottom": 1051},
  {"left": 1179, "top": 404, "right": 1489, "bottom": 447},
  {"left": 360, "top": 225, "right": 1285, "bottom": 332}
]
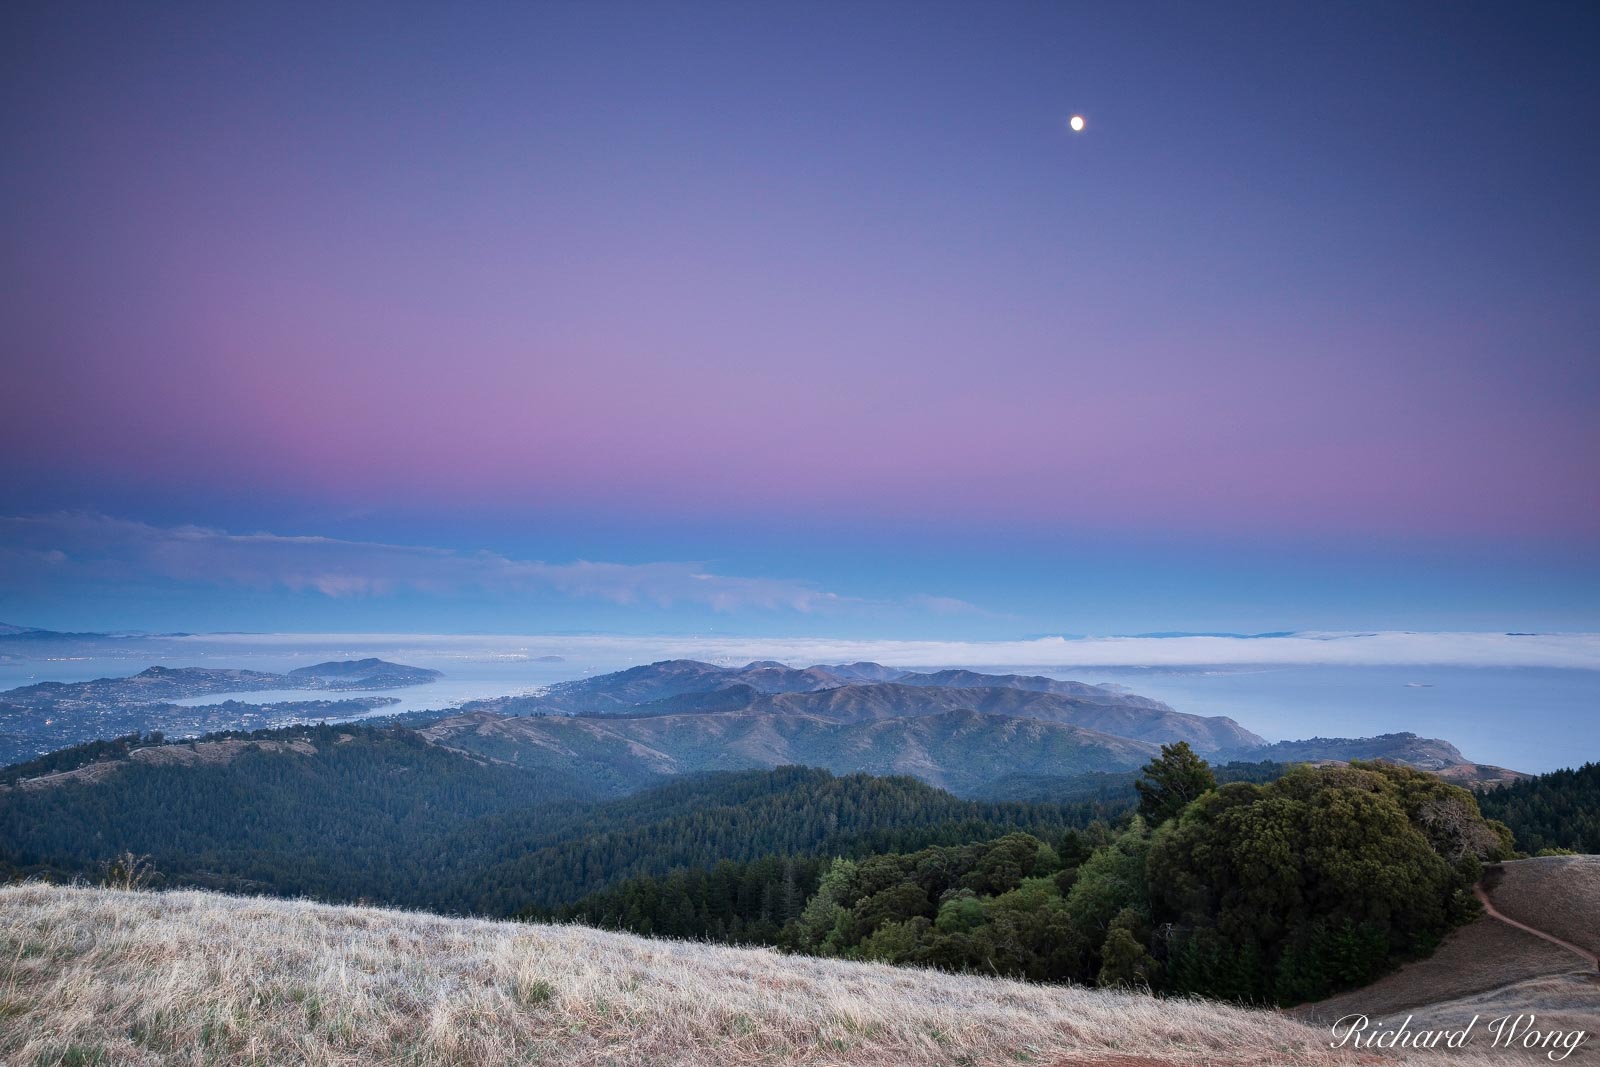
[{"left": 1069, "top": 114, "right": 1086, "bottom": 132}]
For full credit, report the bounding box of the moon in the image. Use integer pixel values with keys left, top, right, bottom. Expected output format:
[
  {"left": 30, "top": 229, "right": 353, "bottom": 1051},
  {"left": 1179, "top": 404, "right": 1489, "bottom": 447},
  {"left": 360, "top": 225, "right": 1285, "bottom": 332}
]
[{"left": 1069, "top": 115, "right": 1086, "bottom": 132}]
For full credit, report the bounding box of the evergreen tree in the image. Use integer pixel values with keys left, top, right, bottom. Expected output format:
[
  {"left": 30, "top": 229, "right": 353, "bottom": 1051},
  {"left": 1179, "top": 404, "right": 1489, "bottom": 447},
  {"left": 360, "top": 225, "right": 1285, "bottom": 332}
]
[
  {"left": 1097, "top": 927, "right": 1153, "bottom": 987},
  {"left": 1134, "top": 742, "right": 1216, "bottom": 825}
]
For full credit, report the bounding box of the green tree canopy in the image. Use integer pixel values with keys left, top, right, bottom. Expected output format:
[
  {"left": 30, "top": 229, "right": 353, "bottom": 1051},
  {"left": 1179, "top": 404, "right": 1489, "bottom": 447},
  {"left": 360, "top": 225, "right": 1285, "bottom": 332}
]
[
  {"left": 1134, "top": 742, "right": 1216, "bottom": 825},
  {"left": 1148, "top": 761, "right": 1509, "bottom": 1004}
]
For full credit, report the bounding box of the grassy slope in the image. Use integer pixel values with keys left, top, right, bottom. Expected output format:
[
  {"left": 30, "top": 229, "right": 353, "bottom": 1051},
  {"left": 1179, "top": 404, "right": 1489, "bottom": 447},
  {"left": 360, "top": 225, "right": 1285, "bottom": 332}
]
[
  {"left": 1297, "top": 857, "right": 1600, "bottom": 1060},
  {"left": 1298, "top": 916, "right": 1583, "bottom": 1020},
  {"left": 1484, "top": 855, "right": 1600, "bottom": 956},
  {"left": 0, "top": 883, "right": 1505, "bottom": 1067}
]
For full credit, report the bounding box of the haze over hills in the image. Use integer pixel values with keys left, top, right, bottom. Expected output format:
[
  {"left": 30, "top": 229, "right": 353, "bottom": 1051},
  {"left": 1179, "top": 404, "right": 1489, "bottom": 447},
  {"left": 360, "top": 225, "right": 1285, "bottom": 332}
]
[
  {"left": 1, "top": 625, "right": 1594, "bottom": 773},
  {"left": 1231, "top": 732, "right": 1472, "bottom": 768},
  {"left": 3, "top": 660, "right": 440, "bottom": 705},
  {"left": 1225, "top": 733, "right": 1531, "bottom": 788},
  {"left": 527, "top": 659, "right": 1196, "bottom": 715},
  {"left": 422, "top": 706, "right": 1161, "bottom": 797},
  {"left": 407, "top": 658, "right": 1259, "bottom": 794},
  {"left": 0, "top": 659, "right": 444, "bottom": 765},
  {"left": 462, "top": 656, "right": 1259, "bottom": 740},
  {"left": 434, "top": 659, "right": 1517, "bottom": 794},
  {"left": 0, "top": 656, "right": 1520, "bottom": 794},
  {"left": 746, "top": 683, "right": 1262, "bottom": 749}
]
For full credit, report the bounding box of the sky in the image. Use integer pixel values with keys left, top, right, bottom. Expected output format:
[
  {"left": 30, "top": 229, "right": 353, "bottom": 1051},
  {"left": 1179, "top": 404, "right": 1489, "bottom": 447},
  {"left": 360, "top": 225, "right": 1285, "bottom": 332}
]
[{"left": 2, "top": 1, "right": 1597, "bottom": 637}]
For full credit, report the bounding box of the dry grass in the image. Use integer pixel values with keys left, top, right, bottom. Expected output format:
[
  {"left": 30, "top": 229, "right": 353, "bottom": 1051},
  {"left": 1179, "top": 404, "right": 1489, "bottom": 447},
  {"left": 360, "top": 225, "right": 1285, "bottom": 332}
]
[
  {"left": 1300, "top": 856, "right": 1600, "bottom": 1062},
  {"left": 0, "top": 883, "right": 1533, "bottom": 1067},
  {"left": 1298, "top": 914, "right": 1587, "bottom": 1022},
  {"left": 1387, "top": 973, "right": 1600, "bottom": 1062},
  {"left": 1484, "top": 856, "right": 1600, "bottom": 957}
]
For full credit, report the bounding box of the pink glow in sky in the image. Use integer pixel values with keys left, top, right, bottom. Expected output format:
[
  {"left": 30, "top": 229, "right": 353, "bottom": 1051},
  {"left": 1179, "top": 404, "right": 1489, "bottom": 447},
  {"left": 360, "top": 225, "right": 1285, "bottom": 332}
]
[{"left": 2, "top": 2, "right": 1597, "bottom": 553}]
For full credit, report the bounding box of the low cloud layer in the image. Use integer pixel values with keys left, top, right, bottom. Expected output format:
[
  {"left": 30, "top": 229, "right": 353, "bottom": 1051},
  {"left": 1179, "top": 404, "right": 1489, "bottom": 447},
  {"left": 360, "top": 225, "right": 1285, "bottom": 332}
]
[
  {"left": 0, "top": 513, "right": 860, "bottom": 614},
  {"left": 183, "top": 629, "right": 1600, "bottom": 671}
]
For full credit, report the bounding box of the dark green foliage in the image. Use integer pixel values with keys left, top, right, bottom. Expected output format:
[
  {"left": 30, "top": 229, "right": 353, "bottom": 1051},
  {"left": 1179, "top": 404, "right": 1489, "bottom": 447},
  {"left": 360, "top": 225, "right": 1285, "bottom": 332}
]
[
  {"left": 471, "top": 766, "right": 1088, "bottom": 915},
  {"left": 1477, "top": 763, "right": 1600, "bottom": 854},
  {"left": 3, "top": 720, "right": 1526, "bottom": 1008},
  {"left": 974, "top": 760, "right": 1289, "bottom": 805},
  {"left": 1148, "top": 761, "right": 1508, "bottom": 1004},
  {"left": 0, "top": 734, "right": 1096, "bottom": 917},
  {"left": 554, "top": 759, "right": 1518, "bottom": 1007},
  {"left": 0, "top": 723, "right": 582, "bottom": 907},
  {"left": 544, "top": 856, "right": 827, "bottom": 943},
  {"left": 1135, "top": 742, "right": 1216, "bottom": 825},
  {"left": 1063, "top": 820, "right": 1151, "bottom": 941},
  {"left": 1097, "top": 926, "right": 1154, "bottom": 987},
  {"left": 561, "top": 828, "right": 1119, "bottom": 983},
  {"left": 786, "top": 831, "right": 1093, "bottom": 981},
  {"left": 0, "top": 733, "right": 167, "bottom": 786},
  {"left": 1271, "top": 919, "right": 1390, "bottom": 1004}
]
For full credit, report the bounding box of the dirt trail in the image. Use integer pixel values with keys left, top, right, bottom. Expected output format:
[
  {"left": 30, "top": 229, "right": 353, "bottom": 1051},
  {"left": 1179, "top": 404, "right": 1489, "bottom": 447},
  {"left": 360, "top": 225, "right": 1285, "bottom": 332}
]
[{"left": 1475, "top": 883, "right": 1600, "bottom": 971}]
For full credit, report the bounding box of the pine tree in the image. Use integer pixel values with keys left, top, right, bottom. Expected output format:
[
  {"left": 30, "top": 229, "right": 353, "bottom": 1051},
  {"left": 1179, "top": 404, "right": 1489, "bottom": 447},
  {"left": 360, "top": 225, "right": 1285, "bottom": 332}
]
[{"left": 1134, "top": 742, "right": 1216, "bottom": 825}]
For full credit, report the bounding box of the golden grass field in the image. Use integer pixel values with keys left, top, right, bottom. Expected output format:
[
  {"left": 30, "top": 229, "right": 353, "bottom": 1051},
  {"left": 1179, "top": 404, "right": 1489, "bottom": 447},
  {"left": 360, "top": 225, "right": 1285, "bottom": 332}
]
[{"left": 1, "top": 883, "right": 1572, "bottom": 1067}]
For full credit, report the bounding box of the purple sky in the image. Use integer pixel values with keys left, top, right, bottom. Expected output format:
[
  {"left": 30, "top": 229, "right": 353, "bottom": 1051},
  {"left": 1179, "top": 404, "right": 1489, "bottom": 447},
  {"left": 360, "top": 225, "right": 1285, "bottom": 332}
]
[{"left": 2, "top": 2, "right": 1597, "bottom": 634}]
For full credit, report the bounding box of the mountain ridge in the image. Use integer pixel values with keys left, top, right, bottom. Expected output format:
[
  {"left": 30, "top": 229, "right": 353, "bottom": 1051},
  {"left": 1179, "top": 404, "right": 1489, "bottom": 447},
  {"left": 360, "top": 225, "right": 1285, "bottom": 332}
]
[
  {"left": 3, "top": 657, "right": 1509, "bottom": 798},
  {"left": 421, "top": 704, "right": 1162, "bottom": 796},
  {"left": 466, "top": 659, "right": 1261, "bottom": 753}
]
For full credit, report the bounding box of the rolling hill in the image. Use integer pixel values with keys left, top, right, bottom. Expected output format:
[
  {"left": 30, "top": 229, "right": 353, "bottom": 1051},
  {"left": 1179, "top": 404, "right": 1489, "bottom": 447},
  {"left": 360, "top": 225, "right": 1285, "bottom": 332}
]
[
  {"left": 0, "top": 735, "right": 1100, "bottom": 915},
  {"left": 734, "top": 682, "right": 1261, "bottom": 749},
  {"left": 1219, "top": 732, "right": 1530, "bottom": 787},
  {"left": 495, "top": 659, "right": 1259, "bottom": 753},
  {"left": 0, "top": 882, "right": 1507, "bottom": 1067},
  {"left": 1297, "top": 856, "right": 1600, "bottom": 1060},
  {"left": 429, "top": 660, "right": 1521, "bottom": 796},
  {"left": 3, "top": 657, "right": 1513, "bottom": 809},
  {"left": 424, "top": 657, "right": 1265, "bottom": 794},
  {"left": 421, "top": 705, "right": 1162, "bottom": 795}
]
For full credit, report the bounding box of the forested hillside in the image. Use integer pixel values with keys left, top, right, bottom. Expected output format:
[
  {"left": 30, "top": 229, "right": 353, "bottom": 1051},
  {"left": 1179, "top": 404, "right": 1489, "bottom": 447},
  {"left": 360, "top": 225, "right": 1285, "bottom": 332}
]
[
  {"left": 1477, "top": 761, "right": 1600, "bottom": 854},
  {"left": 4, "top": 696, "right": 1577, "bottom": 1007},
  {"left": 968, "top": 760, "right": 1289, "bottom": 802},
  {"left": 546, "top": 751, "right": 1518, "bottom": 1007},
  {"left": 455, "top": 767, "right": 1100, "bottom": 913},
  {"left": 0, "top": 728, "right": 1105, "bottom": 915},
  {"left": 0, "top": 724, "right": 576, "bottom": 902}
]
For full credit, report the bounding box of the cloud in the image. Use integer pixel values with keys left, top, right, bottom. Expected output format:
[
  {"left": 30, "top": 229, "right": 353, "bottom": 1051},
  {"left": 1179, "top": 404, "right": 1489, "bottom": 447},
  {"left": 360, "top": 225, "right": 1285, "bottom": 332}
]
[
  {"left": 174, "top": 629, "right": 1600, "bottom": 671},
  {"left": 528, "top": 631, "right": 1600, "bottom": 670},
  {"left": 904, "top": 594, "right": 988, "bottom": 616},
  {"left": 0, "top": 513, "right": 854, "bottom": 613}
]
